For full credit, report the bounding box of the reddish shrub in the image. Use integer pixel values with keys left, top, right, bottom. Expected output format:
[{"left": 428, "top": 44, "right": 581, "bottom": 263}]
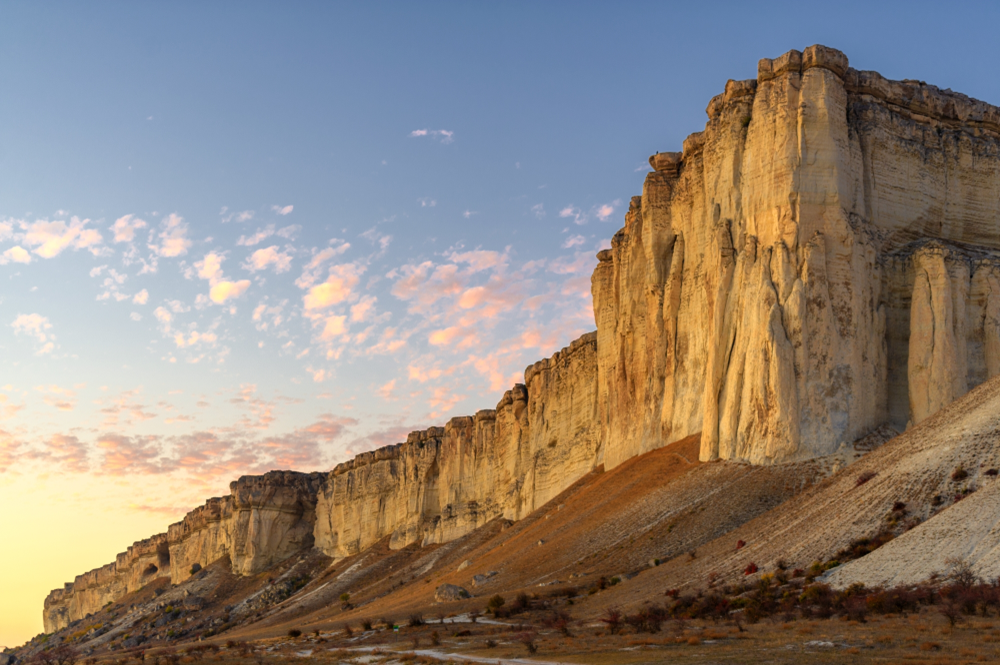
[
  {"left": 599, "top": 608, "right": 622, "bottom": 634},
  {"left": 743, "top": 562, "right": 758, "bottom": 575}
]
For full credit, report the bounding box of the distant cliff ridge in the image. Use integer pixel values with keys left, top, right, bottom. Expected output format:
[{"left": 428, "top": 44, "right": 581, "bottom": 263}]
[
  {"left": 44, "top": 45, "right": 1000, "bottom": 631},
  {"left": 44, "top": 333, "right": 600, "bottom": 632}
]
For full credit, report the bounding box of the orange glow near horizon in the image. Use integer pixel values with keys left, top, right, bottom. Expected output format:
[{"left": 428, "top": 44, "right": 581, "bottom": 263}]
[{"left": 0, "top": 468, "right": 225, "bottom": 648}]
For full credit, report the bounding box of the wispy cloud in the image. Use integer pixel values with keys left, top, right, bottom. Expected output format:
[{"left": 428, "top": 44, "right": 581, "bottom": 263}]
[
  {"left": 559, "top": 205, "right": 586, "bottom": 225},
  {"left": 0, "top": 246, "right": 30, "bottom": 264},
  {"left": 151, "top": 213, "right": 192, "bottom": 257},
  {"left": 595, "top": 199, "right": 621, "bottom": 221},
  {"left": 112, "top": 214, "right": 147, "bottom": 243},
  {"left": 220, "top": 207, "right": 255, "bottom": 223},
  {"left": 194, "top": 252, "right": 251, "bottom": 304},
  {"left": 409, "top": 129, "right": 454, "bottom": 144},
  {"left": 272, "top": 205, "right": 294, "bottom": 216},
  {"left": 12, "top": 313, "right": 56, "bottom": 355},
  {"left": 21, "top": 216, "right": 103, "bottom": 258},
  {"left": 236, "top": 225, "right": 275, "bottom": 247},
  {"left": 243, "top": 246, "right": 293, "bottom": 273}
]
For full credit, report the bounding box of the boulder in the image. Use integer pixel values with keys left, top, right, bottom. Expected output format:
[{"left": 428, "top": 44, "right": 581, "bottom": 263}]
[{"left": 434, "top": 584, "right": 470, "bottom": 603}]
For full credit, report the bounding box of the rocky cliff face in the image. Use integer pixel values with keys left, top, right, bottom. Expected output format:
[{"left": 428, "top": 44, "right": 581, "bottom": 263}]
[
  {"left": 593, "top": 45, "right": 1000, "bottom": 467},
  {"left": 43, "top": 472, "right": 325, "bottom": 632},
  {"left": 43, "top": 45, "right": 1000, "bottom": 633},
  {"left": 43, "top": 535, "right": 170, "bottom": 634},
  {"left": 313, "top": 332, "right": 600, "bottom": 558}
]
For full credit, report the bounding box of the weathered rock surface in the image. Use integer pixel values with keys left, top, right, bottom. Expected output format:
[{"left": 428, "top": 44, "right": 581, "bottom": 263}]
[
  {"left": 434, "top": 584, "right": 470, "bottom": 602},
  {"left": 43, "top": 471, "right": 325, "bottom": 632},
  {"left": 42, "top": 45, "right": 1000, "bottom": 633},
  {"left": 313, "top": 333, "right": 600, "bottom": 558},
  {"left": 594, "top": 44, "right": 1000, "bottom": 467}
]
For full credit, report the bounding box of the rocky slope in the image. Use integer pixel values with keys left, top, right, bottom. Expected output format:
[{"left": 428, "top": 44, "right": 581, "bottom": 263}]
[
  {"left": 44, "top": 472, "right": 325, "bottom": 632},
  {"left": 43, "top": 334, "right": 600, "bottom": 632},
  {"left": 593, "top": 371, "right": 1000, "bottom": 604},
  {"left": 40, "top": 44, "right": 1000, "bottom": 635}
]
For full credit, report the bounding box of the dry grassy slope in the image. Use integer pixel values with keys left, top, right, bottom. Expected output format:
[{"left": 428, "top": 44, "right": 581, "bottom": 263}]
[
  {"left": 226, "top": 435, "right": 829, "bottom": 637},
  {"left": 596, "top": 374, "right": 1000, "bottom": 609}
]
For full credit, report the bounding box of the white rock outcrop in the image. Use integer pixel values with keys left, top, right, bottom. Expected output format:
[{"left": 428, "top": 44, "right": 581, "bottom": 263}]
[
  {"left": 312, "top": 333, "right": 600, "bottom": 558},
  {"left": 44, "top": 44, "right": 1000, "bottom": 631},
  {"left": 593, "top": 45, "right": 1000, "bottom": 467}
]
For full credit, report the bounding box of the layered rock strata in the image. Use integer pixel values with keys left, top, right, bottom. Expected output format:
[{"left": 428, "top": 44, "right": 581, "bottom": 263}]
[
  {"left": 44, "top": 335, "right": 600, "bottom": 630},
  {"left": 43, "top": 471, "right": 325, "bottom": 632},
  {"left": 44, "top": 45, "right": 1000, "bottom": 632},
  {"left": 594, "top": 45, "right": 1000, "bottom": 467},
  {"left": 313, "top": 331, "right": 600, "bottom": 558}
]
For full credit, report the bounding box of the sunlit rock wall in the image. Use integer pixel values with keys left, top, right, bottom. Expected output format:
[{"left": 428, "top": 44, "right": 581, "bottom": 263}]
[
  {"left": 44, "top": 44, "right": 1000, "bottom": 632},
  {"left": 42, "top": 471, "right": 325, "bottom": 632},
  {"left": 594, "top": 45, "right": 1000, "bottom": 467},
  {"left": 313, "top": 333, "right": 600, "bottom": 558},
  {"left": 43, "top": 535, "right": 170, "bottom": 633}
]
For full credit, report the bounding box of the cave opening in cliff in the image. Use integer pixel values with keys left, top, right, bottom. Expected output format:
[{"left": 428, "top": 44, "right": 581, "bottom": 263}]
[
  {"left": 157, "top": 546, "right": 171, "bottom": 570},
  {"left": 142, "top": 563, "right": 158, "bottom": 576}
]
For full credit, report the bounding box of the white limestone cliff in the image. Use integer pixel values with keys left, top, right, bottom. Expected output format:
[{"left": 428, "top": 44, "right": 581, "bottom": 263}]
[
  {"left": 593, "top": 45, "right": 1000, "bottom": 467},
  {"left": 43, "top": 44, "right": 1000, "bottom": 631}
]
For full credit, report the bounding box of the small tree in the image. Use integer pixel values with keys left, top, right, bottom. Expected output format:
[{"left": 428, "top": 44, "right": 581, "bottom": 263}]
[
  {"left": 51, "top": 646, "right": 79, "bottom": 665},
  {"left": 518, "top": 632, "right": 538, "bottom": 654}
]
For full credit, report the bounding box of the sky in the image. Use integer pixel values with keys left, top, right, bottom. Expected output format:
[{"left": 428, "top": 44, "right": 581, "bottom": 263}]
[{"left": 4, "top": 0, "right": 1000, "bottom": 648}]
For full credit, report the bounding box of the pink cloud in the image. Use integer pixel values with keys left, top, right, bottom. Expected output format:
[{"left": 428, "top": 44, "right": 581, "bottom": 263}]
[
  {"left": 295, "top": 244, "right": 351, "bottom": 289},
  {"left": 151, "top": 214, "right": 192, "bottom": 257},
  {"left": 22, "top": 216, "right": 103, "bottom": 258},
  {"left": 112, "top": 214, "right": 147, "bottom": 243},
  {"left": 243, "top": 245, "right": 292, "bottom": 273},
  {"left": 303, "top": 263, "right": 363, "bottom": 311}
]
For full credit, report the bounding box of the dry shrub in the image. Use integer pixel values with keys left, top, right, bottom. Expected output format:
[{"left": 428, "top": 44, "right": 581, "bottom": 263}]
[
  {"left": 517, "top": 632, "right": 538, "bottom": 654},
  {"left": 600, "top": 607, "right": 623, "bottom": 635}
]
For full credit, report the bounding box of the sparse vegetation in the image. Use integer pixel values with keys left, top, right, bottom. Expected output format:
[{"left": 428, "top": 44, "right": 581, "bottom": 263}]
[
  {"left": 486, "top": 594, "right": 505, "bottom": 614},
  {"left": 600, "top": 607, "right": 623, "bottom": 634},
  {"left": 517, "top": 632, "right": 538, "bottom": 654},
  {"left": 952, "top": 465, "right": 969, "bottom": 481},
  {"left": 286, "top": 629, "right": 301, "bottom": 638}
]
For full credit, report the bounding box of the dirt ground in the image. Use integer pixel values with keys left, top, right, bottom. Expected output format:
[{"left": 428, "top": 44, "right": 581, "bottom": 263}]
[{"left": 131, "top": 609, "right": 1000, "bottom": 665}]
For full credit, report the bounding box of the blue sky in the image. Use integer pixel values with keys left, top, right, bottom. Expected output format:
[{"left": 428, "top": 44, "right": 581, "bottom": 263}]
[{"left": 4, "top": 0, "right": 1000, "bottom": 647}]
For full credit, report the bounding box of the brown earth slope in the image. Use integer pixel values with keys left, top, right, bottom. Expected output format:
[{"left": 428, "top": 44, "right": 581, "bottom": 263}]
[
  {"left": 222, "top": 435, "right": 834, "bottom": 638},
  {"left": 592, "top": 373, "right": 1000, "bottom": 614}
]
